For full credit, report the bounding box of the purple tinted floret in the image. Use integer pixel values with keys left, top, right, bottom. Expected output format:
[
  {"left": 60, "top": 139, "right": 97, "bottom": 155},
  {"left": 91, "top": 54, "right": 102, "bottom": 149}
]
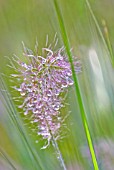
[{"left": 12, "top": 44, "right": 80, "bottom": 147}]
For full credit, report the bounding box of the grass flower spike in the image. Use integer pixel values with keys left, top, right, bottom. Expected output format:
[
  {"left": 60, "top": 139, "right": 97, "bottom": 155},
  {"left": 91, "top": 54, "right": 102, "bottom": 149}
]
[
  {"left": 11, "top": 38, "right": 80, "bottom": 151},
  {"left": 9, "top": 37, "right": 81, "bottom": 170}
]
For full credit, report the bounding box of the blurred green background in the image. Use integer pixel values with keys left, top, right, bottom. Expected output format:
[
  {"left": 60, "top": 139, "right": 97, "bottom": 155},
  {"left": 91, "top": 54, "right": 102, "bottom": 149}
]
[{"left": 0, "top": 0, "right": 114, "bottom": 169}]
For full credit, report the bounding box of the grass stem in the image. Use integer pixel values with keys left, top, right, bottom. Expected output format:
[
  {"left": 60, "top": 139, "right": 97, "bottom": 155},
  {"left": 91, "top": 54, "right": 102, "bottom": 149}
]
[{"left": 52, "top": 137, "right": 67, "bottom": 170}]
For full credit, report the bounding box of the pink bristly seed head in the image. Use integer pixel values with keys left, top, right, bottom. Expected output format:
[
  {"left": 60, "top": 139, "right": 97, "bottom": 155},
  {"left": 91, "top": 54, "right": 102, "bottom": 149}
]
[{"left": 12, "top": 42, "right": 81, "bottom": 148}]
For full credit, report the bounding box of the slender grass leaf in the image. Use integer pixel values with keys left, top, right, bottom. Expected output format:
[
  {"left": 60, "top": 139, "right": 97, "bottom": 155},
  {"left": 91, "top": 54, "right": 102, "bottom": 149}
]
[
  {"left": 0, "top": 148, "right": 16, "bottom": 170},
  {"left": 85, "top": 0, "right": 114, "bottom": 67},
  {"left": 53, "top": 1, "right": 99, "bottom": 169}
]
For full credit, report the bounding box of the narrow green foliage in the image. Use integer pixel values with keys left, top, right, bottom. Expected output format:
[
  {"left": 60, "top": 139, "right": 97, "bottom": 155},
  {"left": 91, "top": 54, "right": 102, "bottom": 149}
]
[
  {"left": 85, "top": 0, "right": 114, "bottom": 67},
  {"left": 102, "top": 20, "right": 114, "bottom": 67},
  {"left": 0, "top": 148, "right": 16, "bottom": 170},
  {"left": 53, "top": 0, "right": 99, "bottom": 169}
]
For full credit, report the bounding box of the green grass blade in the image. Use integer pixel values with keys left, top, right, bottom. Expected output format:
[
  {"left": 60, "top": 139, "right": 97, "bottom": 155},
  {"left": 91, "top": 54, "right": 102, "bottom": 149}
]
[
  {"left": 53, "top": 1, "right": 99, "bottom": 169},
  {"left": 85, "top": 0, "right": 114, "bottom": 67},
  {"left": 102, "top": 20, "right": 114, "bottom": 66},
  {"left": 0, "top": 148, "right": 16, "bottom": 170}
]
